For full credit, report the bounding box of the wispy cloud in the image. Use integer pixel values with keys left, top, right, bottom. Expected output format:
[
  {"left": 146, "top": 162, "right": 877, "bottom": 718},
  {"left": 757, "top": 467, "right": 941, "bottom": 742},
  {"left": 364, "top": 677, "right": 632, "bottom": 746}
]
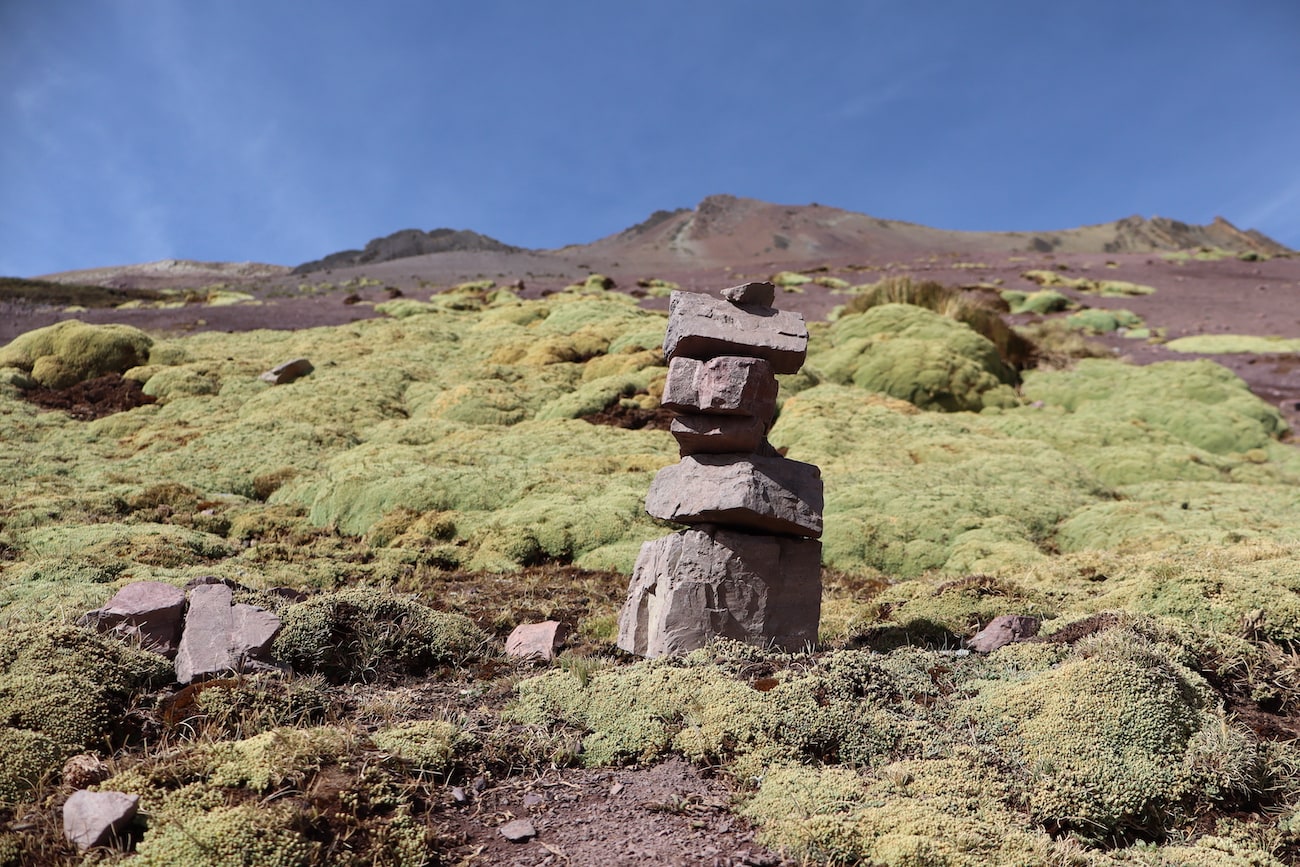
[{"left": 1237, "top": 176, "right": 1300, "bottom": 247}]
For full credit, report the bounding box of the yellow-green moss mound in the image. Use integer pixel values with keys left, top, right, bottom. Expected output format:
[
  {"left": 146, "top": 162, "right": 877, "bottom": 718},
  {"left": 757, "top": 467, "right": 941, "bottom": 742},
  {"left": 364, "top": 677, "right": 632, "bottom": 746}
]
[
  {"left": 0, "top": 320, "right": 153, "bottom": 388},
  {"left": 808, "top": 304, "right": 1018, "bottom": 412},
  {"left": 0, "top": 623, "right": 171, "bottom": 803},
  {"left": 272, "top": 588, "right": 488, "bottom": 683}
]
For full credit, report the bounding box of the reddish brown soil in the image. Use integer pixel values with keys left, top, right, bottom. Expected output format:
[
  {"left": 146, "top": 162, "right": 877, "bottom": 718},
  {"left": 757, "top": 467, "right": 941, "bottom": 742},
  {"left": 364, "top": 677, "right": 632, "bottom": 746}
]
[
  {"left": 438, "top": 758, "right": 790, "bottom": 867},
  {"left": 21, "top": 373, "right": 155, "bottom": 420}
]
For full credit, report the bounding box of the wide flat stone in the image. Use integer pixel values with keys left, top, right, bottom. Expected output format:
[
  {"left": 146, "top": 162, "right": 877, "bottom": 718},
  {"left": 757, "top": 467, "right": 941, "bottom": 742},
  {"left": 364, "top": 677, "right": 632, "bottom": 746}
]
[
  {"left": 670, "top": 414, "right": 766, "bottom": 456},
  {"left": 645, "top": 454, "right": 823, "bottom": 538},
  {"left": 662, "top": 291, "right": 808, "bottom": 374},
  {"left": 63, "top": 790, "right": 139, "bottom": 851},
  {"left": 617, "top": 528, "right": 821, "bottom": 657},
  {"left": 661, "top": 355, "right": 777, "bottom": 420},
  {"left": 82, "top": 581, "right": 186, "bottom": 657}
]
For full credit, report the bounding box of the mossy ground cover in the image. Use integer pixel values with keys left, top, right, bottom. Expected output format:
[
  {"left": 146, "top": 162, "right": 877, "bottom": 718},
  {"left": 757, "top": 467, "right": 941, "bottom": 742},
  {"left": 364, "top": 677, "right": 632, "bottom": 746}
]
[{"left": 2, "top": 288, "right": 1300, "bottom": 864}]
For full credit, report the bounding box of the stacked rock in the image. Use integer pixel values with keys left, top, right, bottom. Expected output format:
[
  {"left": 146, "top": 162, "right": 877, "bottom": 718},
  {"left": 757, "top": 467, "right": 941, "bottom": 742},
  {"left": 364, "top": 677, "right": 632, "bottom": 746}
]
[{"left": 617, "top": 282, "right": 823, "bottom": 657}]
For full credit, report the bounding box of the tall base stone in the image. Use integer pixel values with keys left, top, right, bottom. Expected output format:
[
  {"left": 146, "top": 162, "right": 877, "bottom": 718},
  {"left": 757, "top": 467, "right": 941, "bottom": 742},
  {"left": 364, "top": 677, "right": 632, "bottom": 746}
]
[{"left": 617, "top": 527, "right": 821, "bottom": 658}]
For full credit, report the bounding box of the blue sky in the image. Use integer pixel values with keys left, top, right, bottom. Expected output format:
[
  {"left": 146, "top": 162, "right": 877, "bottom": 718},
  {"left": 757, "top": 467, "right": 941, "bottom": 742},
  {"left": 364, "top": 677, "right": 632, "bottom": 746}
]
[{"left": 3, "top": 1, "right": 1298, "bottom": 276}]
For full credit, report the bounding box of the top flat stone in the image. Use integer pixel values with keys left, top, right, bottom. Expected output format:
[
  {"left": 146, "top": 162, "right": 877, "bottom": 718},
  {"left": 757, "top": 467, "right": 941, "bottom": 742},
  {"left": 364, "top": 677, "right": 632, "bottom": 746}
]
[
  {"left": 662, "top": 291, "right": 808, "bottom": 374},
  {"left": 720, "top": 281, "right": 776, "bottom": 307}
]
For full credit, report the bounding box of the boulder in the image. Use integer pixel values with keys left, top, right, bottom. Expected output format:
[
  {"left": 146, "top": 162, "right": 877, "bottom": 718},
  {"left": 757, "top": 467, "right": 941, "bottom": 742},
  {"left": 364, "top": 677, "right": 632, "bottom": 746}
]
[
  {"left": 81, "top": 581, "right": 186, "bottom": 657},
  {"left": 63, "top": 790, "right": 139, "bottom": 851},
  {"left": 173, "top": 584, "right": 282, "bottom": 684},
  {"left": 662, "top": 291, "right": 808, "bottom": 374},
  {"left": 670, "top": 414, "right": 766, "bottom": 456},
  {"left": 721, "top": 281, "right": 776, "bottom": 307},
  {"left": 645, "top": 454, "right": 823, "bottom": 538},
  {"left": 967, "top": 614, "right": 1041, "bottom": 653},
  {"left": 617, "top": 527, "right": 821, "bottom": 657},
  {"left": 259, "top": 358, "right": 313, "bottom": 385},
  {"left": 661, "top": 355, "right": 778, "bottom": 419},
  {"left": 505, "top": 620, "right": 567, "bottom": 661}
]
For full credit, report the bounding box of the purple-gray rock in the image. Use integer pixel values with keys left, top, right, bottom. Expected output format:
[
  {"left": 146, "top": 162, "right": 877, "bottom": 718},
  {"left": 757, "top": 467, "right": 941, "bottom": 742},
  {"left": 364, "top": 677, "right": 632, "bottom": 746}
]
[
  {"left": 617, "top": 527, "right": 821, "bottom": 657},
  {"left": 63, "top": 790, "right": 139, "bottom": 851},
  {"left": 645, "top": 454, "right": 823, "bottom": 538},
  {"left": 81, "top": 581, "right": 186, "bottom": 658},
  {"left": 259, "top": 357, "right": 313, "bottom": 385},
  {"left": 662, "top": 291, "right": 808, "bottom": 374},
  {"left": 721, "top": 281, "right": 776, "bottom": 307},
  {"left": 174, "top": 584, "right": 282, "bottom": 684},
  {"left": 670, "top": 414, "right": 767, "bottom": 456},
  {"left": 505, "top": 620, "right": 567, "bottom": 661},
  {"left": 661, "top": 355, "right": 778, "bottom": 420},
  {"left": 967, "top": 614, "right": 1041, "bottom": 653},
  {"left": 498, "top": 818, "right": 537, "bottom": 842}
]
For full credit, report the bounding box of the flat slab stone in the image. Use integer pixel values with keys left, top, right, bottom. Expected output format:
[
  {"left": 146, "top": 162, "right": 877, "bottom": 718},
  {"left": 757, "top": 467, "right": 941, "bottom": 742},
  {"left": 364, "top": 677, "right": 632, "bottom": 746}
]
[
  {"left": 646, "top": 454, "right": 823, "bottom": 538},
  {"left": 670, "top": 414, "right": 766, "bottom": 456},
  {"left": 662, "top": 291, "right": 808, "bottom": 374},
  {"left": 617, "top": 528, "right": 821, "bottom": 658},
  {"left": 505, "top": 620, "right": 567, "bottom": 661},
  {"left": 82, "top": 581, "right": 186, "bottom": 657},
  {"left": 174, "top": 584, "right": 282, "bottom": 684},
  {"left": 661, "top": 355, "right": 777, "bottom": 420},
  {"left": 63, "top": 790, "right": 139, "bottom": 851}
]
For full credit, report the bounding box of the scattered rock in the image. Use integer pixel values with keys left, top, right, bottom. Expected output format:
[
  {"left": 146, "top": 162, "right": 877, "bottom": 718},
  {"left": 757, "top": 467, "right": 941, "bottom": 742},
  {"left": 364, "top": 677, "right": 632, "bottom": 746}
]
[
  {"left": 61, "top": 754, "right": 111, "bottom": 790},
  {"left": 173, "top": 583, "right": 282, "bottom": 684},
  {"left": 498, "top": 818, "right": 537, "bottom": 843},
  {"left": 80, "top": 581, "right": 186, "bottom": 658},
  {"left": 967, "top": 614, "right": 1041, "bottom": 653},
  {"left": 63, "top": 790, "right": 139, "bottom": 851},
  {"left": 505, "top": 620, "right": 567, "bottom": 661},
  {"left": 645, "top": 454, "right": 824, "bottom": 538},
  {"left": 451, "top": 786, "right": 468, "bottom": 804},
  {"left": 259, "top": 357, "right": 313, "bottom": 385},
  {"left": 617, "top": 527, "right": 822, "bottom": 657},
  {"left": 662, "top": 291, "right": 809, "bottom": 374},
  {"left": 522, "top": 792, "right": 545, "bottom": 808},
  {"left": 661, "top": 355, "right": 778, "bottom": 418},
  {"left": 721, "top": 281, "right": 776, "bottom": 307}
]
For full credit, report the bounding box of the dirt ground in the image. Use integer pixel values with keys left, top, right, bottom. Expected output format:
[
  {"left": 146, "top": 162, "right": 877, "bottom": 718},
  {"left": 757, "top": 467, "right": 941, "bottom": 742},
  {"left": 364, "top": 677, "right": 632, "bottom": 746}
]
[{"left": 438, "top": 758, "right": 790, "bottom": 867}]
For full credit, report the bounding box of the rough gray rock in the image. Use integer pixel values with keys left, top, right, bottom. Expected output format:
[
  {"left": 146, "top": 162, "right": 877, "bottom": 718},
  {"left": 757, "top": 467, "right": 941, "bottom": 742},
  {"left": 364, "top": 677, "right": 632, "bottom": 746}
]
[
  {"left": 63, "top": 790, "right": 139, "bottom": 851},
  {"left": 967, "top": 614, "right": 1041, "bottom": 653},
  {"left": 661, "top": 355, "right": 777, "bottom": 419},
  {"left": 669, "top": 414, "right": 766, "bottom": 456},
  {"left": 259, "top": 357, "right": 313, "bottom": 385},
  {"left": 505, "top": 620, "right": 567, "bottom": 661},
  {"left": 721, "top": 281, "right": 776, "bottom": 307},
  {"left": 662, "top": 291, "right": 808, "bottom": 374},
  {"left": 173, "top": 584, "right": 282, "bottom": 684},
  {"left": 617, "top": 527, "right": 821, "bottom": 657},
  {"left": 646, "top": 454, "right": 823, "bottom": 538},
  {"left": 81, "top": 581, "right": 186, "bottom": 658},
  {"left": 498, "top": 818, "right": 537, "bottom": 842}
]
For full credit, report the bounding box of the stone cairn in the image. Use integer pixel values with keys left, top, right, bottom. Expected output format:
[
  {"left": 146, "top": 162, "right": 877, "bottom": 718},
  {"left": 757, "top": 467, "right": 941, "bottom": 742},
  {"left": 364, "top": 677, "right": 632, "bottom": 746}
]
[{"left": 617, "top": 282, "right": 823, "bottom": 657}]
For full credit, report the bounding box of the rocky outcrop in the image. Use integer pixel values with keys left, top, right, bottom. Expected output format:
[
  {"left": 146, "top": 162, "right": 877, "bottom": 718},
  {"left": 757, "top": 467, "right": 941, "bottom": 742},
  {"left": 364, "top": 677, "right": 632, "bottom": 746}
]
[
  {"left": 293, "top": 228, "right": 522, "bottom": 274},
  {"left": 618, "top": 283, "right": 822, "bottom": 657}
]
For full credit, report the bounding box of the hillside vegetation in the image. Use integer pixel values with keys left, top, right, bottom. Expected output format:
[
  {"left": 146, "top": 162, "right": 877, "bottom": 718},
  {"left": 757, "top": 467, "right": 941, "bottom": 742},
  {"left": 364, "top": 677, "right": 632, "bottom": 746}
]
[{"left": 2, "top": 282, "right": 1299, "bottom": 865}]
